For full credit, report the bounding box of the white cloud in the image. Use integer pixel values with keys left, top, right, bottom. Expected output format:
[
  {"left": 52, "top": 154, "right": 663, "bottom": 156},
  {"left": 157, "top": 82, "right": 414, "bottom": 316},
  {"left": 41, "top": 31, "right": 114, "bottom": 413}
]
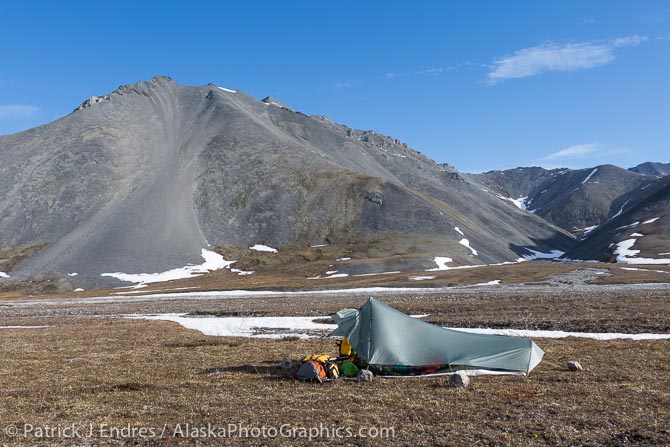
[
  {"left": 0, "top": 105, "right": 40, "bottom": 119},
  {"left": 612, "top": 35, "right": 649, "bottom": 47},
  {"left": 487, "top": 35, "right": 648, "bottom": 84},
  {"left": 544, "top": 143, "right": 598, "bottom": 160}
]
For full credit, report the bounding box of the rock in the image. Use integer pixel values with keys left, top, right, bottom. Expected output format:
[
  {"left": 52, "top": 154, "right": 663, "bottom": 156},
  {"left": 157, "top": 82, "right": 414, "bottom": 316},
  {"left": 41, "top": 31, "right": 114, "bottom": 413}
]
[
  {"left": 280, "top": 357, "right": 292, "bottom": 370},
  {"left": 75, "top": 95, "right": 110, "bottom": 111},
  {"left": 449, "top": 371, "right": 470, "bottom": 388},
  {"left": 357, "top": 369, "right": 374, "bottom": 382},
  {"left": 364, "top": 191, "right": 383, "bottom": 206},
  {"left": 567, "top": 361, "right": 584, "bottom": 371}
]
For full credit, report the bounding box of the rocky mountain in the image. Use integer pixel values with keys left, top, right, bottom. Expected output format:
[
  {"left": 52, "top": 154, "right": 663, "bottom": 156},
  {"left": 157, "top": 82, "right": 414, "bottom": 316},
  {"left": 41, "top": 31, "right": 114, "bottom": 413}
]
[
  {"left": 470, "top": 166, "right": 656, "bottom": 236},
  {"left": 0, "top": 76, "right": 575, "bottom": 288},
  {"left": 629, "top": 162, "right": 670, "bottom": 177},
  {"left": 564, "top": 175, "right": 670, "bottom": 263}
]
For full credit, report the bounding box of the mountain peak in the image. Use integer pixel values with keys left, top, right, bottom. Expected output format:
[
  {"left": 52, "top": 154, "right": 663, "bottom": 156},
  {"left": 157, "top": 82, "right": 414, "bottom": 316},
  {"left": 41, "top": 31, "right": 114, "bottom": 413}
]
[{"left": 629, "top": 161, "right": 670, "bottom": 177}]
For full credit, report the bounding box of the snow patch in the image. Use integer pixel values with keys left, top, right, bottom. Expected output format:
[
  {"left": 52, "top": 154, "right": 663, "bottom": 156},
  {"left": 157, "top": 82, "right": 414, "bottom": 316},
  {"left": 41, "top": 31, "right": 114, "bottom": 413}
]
[
  {"left": 616, "top": 221, "right": 640, "bottom": 230},
  {"left": 309, "top": 271, "right": 351, "bottom": 279},
  {"left": 429, "top": 258, "right": 527, "bottom": 272},
  {"left": 74, "top": 288, "right": 85, "bottom": 292},
  {"left": 503, "top": 196, "right": 528, "bottom": 210},
  {"left": 231, "top": 268, "right": 255, "bottom": 276},
  {"left": 610, "top": 199, "right": 631, "bottom": 220},
  {"left": 454, "top": 227, "right": 464, "bottom": 236},
  {"left": 217, "top": 86, "right": 237, "bottom": 93},
  {"left": 620, "top": 267, "right": 668, "bottom": 273},
  {"left": 427, "top": 257, "right": 454, "bottom": 271},
  {"left": 336, "top": 257, "right": 352, "bottom": 261},
  {"left": 101, "top": 249, "right": 234, "bottom": 285},
  {"left": 581, "top": 225, "right": 598, "bottom": 236},
  {"left": 643, "top": 217, "right": 659, "bottom": 224},
  {"left": 630, "top": 233, "right": 644, "bottom": 237},
  {"left": 450, "top": 327, "right": 670, "bottom": 341},
  {"left": 459, "top": 238, "right": 478, "bottom": 256},
  {"left": 0, "top": 325, "right": 49, "bottom": 329},
  {"left": 614, "top": 239, "right": 670, "bottom": 265},
  {"left": 470, "top": 280, "right": 500, "bottom": 286},
  {"left": 582, "top": 168, "right": 598, "bottom": 184},
  {"left": 129, "top": 314, "right": 336, "bottom": 339},
  {"left": 310, "top": 244, "right": 327, "bottom": 248},
  {"left": 249, "top": 244, "right": 278, "bottom": 253},
  {"left": 68, "top": 272, "right": 78, "bottom": 277},
  {"left": 0, "top": 272, "right": 9, "bottom": 278},
  {"left": 409, "top": 276, "right": 436, "bottom": 281},
  {"left": 522, "top": 248, "right": 565, "bottom": 260}
]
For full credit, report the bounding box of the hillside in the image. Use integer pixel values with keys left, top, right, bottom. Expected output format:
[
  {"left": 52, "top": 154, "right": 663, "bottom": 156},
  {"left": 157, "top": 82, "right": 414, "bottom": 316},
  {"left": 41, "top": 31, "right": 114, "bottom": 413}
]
[
  {"left": 471, "top": 165, "right": 656, "bottom": 236},
  {"left": 564, "top": 175, "right": 670, "bottom": 263},
  {"left": 0, "top": 76, "right": 574, "bottom": 288},
  {"left": 629, "top": 162, "right": 670, "bottom": 177}
]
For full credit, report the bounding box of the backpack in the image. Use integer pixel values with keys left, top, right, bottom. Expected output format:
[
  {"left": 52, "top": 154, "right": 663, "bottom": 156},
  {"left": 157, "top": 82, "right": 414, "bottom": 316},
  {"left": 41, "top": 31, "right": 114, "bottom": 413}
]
[{"left": 297, "top": 354, "right": 339, "bottom": 382}]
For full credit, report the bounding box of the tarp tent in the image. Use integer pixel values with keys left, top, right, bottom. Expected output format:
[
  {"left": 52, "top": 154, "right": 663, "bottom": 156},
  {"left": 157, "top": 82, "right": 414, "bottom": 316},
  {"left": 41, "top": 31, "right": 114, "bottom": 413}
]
[{"left": 329, "top": 297, "right": 544, "bottom": 376}]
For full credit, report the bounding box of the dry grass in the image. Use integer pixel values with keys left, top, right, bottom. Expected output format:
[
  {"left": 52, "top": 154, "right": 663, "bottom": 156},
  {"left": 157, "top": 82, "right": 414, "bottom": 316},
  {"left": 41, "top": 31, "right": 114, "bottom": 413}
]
[{"left": 1, "top": 291, "right": 669, "bottom": 446}]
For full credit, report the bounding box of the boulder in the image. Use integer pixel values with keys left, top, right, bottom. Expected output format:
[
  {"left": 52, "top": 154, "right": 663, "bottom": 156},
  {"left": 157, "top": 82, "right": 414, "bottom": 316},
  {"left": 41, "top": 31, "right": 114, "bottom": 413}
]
[
  {"left": 449, "top": 371, "right": 470, "bottom": 388},
  {"left": 357, "top": 369, "right": 374, "bottom": 382},
  {"left": 567, "top": 361, "right": 584, "bottom": 371}
]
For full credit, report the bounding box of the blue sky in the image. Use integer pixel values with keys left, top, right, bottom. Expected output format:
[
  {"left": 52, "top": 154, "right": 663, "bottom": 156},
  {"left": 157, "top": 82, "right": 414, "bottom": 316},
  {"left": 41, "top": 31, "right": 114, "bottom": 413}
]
[{"left": 1, "top": 1, "right": 668, "bottom": 172}]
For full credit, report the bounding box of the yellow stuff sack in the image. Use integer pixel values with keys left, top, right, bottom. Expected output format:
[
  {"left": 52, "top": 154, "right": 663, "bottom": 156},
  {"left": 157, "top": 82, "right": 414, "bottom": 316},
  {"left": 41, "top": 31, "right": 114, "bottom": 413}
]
[
  {"left": 302, "top": 354, "right": 332, "bottom": 364},
  {"left": 339, "top": 338, "right": 352, "bottom": 357}
]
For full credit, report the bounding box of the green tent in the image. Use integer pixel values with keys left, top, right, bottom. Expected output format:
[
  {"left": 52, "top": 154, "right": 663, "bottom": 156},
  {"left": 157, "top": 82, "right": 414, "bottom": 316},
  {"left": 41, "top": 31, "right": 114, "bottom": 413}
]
[{"left": 329, "top": 297, "right": 544, "bottom": 376}]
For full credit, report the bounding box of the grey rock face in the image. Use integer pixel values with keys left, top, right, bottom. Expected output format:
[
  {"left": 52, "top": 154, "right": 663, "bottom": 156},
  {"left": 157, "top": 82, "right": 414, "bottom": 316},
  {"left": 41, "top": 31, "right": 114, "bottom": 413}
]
[
  {"left": 0, "top": 76, "right": 575, "bottom": 287},
  {"left": 567, "top": 361, "right": 584, "bottom": 371},
  {"left": 75, "top": 95, "right": 110, "bottom": 111},
  {"left": 357, "top": 369, "right": 374, "bottom": 382},
  {"left": 449, "top": 371, "right": 470, "bottom": 387}
]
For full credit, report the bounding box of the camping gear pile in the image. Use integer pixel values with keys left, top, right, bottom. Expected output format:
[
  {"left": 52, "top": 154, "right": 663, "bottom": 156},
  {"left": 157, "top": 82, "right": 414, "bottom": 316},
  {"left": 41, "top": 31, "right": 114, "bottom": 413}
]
[
  {"left": 296, "top": 297, "right": 544, "bottom": 381},
  {"left": 295, "top": 338, "right": 368, "bottom": 382}
]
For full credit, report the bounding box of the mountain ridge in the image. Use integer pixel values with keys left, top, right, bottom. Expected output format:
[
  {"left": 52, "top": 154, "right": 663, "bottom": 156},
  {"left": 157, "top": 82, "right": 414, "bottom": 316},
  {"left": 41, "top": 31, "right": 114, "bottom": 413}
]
[{"left": 0, "top": 76, "right": 575, "bottom": 287}]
